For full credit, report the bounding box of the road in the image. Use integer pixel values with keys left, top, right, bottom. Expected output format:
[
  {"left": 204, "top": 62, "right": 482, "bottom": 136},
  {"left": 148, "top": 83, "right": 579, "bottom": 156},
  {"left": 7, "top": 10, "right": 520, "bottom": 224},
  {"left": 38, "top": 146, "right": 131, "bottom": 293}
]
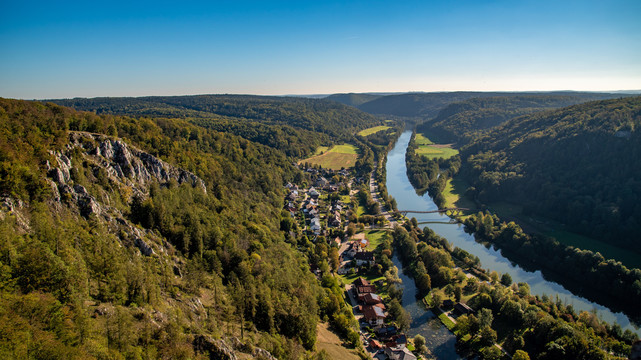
[{"left": 368, "top": 169, "right": 399, "bottom": 228}]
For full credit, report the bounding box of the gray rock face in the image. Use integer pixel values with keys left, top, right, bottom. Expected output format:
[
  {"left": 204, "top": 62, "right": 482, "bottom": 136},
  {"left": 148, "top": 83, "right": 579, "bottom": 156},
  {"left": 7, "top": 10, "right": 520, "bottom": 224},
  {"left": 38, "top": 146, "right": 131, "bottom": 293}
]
[
  {"left": 47, "top": 132, "right": 207, "bottom": 220},
  {"left": 193, "top": 336, "right": 238, "bottom": 360}
]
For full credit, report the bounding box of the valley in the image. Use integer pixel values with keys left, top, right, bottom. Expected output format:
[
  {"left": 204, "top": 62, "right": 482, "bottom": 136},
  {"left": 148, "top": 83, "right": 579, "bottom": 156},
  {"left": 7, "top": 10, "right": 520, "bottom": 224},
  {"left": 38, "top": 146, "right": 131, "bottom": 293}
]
[{"left": 1, "top": 92, "right": 640, "bottom": 360}]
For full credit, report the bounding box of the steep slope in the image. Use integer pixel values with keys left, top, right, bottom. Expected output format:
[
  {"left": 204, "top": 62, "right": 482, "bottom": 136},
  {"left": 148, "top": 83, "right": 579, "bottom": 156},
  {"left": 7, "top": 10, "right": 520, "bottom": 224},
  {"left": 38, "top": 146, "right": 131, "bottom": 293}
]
[
  {"left": 460, "top": 96, "right": 641, "bottom": 253},
  {"left": 0, "top": 99, "right": 323, "bottom": 359},
  {"left": 420, "top": 95, "right": 604, "bottom": 144},
  {"left": 50, "top": 95, "right": 382, "bottom": 158}
]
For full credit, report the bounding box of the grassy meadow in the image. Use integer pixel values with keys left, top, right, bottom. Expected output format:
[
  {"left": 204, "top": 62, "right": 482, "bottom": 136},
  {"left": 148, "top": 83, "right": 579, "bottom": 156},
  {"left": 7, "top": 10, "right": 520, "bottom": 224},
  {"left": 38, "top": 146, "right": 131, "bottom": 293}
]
[
  {"left": 414, "top": 133, "right": 458, "bottom": 159},
  {"left": 357, "top": 125, "right": 391, "bottom": 137},
  {"left": 301, "top": 144, "right": 359, "bottom": 170}
]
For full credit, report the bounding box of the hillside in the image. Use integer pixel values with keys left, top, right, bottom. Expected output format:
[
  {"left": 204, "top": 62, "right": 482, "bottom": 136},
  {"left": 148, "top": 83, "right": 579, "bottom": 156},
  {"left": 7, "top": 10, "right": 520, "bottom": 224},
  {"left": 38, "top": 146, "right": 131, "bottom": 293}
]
[
  {"left": 356, "top": 91, "right": 626, "bottom": 120},
  {"left": 0, "top": 99, "right": 336, "bottom": 358},
  {"left": 50, "top": 95, "right": 382, "bottom": 158},
  {"left": 324, "top": 93, "right": 384, "bottom": 107},
  {"left": 419, "top": 95, "right": 607, "bottom": 144},
  {"left": 460, "top": 96, "right": 641, "bottom": 253}
]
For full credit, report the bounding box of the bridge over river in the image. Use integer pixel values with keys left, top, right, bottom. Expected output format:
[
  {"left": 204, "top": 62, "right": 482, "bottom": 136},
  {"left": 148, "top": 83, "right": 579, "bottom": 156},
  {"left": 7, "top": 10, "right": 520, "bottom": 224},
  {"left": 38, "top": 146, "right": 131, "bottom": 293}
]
[{"left": 395, "top": 207, "right": 469, "bottom": 217}]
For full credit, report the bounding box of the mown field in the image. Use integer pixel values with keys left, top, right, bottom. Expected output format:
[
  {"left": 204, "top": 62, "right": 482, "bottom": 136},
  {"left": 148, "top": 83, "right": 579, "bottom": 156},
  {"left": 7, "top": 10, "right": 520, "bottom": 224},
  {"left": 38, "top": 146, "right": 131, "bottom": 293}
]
[
  {"left": 414, "top": 133, "right": 458, "bottom": 159},
  {"left": 442, "top": 178, "right": 477, "bottom": 214},
  {"left": 301, "top": 144, "right": 359, "bottom": 170},
  {"left": 357, "top": 125, "right": 391, "bottom": 136}
]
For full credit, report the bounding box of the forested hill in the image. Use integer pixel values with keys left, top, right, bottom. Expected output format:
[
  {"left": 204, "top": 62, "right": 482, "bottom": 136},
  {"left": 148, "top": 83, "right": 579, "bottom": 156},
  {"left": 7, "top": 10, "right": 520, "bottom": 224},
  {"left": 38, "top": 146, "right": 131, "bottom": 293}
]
[
  {"left": 419, "top": 95, "right": 606, "bottom": 144},
  {"left": 50, "top": 95, "right": 382, "bottom": 158},
  {"left": 353, "top": 91, "right": 625, "bottom": 119},
  {"left": 324, "top": 93, "right": 384, "bottom": 107},
  {"left": 0, "top": 98, "right": 327, "bottom": 358},
  {"left": 460, "top": 96, "right": 641, "bottom": 253}
]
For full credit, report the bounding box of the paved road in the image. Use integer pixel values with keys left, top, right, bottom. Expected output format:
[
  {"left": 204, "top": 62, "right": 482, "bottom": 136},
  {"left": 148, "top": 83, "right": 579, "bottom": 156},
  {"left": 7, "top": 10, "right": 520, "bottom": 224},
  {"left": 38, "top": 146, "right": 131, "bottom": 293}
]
[{"left": 368, "top": 169, "right": 399, "bottom": 228}]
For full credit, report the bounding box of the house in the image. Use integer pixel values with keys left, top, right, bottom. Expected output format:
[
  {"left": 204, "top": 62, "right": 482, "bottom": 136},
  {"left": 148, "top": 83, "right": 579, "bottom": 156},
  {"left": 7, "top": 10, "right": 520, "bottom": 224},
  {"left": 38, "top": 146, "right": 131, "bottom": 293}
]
[
  {"left": 308, "top": 187, "right": 320, "bottom": 198},
  {"left": 356, "top": 285, "right": 377, "bottom": 296},
  {"left": 453, "top": 302, "right": 474, "bottom": 316},
  {"left": 354, "top": 277, "right": 370, "bottom": 287},
  {"left": 329, "top": 212, "right": 341, "bottom": 227},
  {"left": 315, "top": 177, "right": 329, "bottom": 188},
  {"left": 383, "top": 346, "right": 416, "bottom": 360},
  {"left": 385, "top": 334, "right": 407, "bottom": 348},
  {"left": 376, "top": 325, "right": 398, "bottom": 337},
  {"left": 362, "top": 305, "right": 386, "bottom": 326},
  {"left": 355, "top": 251, "right": 375, "bottom": 266},
  {"left": 310, "top": 217, "right": 321, "bottom": 235},
  {"left": 286, "top": 190, "right": 298, "bottom": 201},
  {"left": 369, "top": 339, "right": 382, "bottom": 350},
  {"left": 442, "top": 299, "right": 454, "bottom": 309},
  {"left": 359, "top": 292, "right": 383, "bottom": 305}
]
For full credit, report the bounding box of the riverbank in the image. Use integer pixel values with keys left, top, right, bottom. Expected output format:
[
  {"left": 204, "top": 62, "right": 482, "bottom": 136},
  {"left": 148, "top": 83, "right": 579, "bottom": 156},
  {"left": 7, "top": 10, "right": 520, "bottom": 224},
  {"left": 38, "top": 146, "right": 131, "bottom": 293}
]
[{"left": 386, "top": 130, "right": 640, "bottom": 335}]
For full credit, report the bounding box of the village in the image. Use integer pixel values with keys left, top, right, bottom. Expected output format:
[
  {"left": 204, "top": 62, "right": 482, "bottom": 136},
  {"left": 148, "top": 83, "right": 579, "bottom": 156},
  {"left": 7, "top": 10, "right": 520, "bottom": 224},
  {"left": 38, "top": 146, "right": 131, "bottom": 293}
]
[{"left": 284, "top": 166, "right": 422, "bottom": 360}]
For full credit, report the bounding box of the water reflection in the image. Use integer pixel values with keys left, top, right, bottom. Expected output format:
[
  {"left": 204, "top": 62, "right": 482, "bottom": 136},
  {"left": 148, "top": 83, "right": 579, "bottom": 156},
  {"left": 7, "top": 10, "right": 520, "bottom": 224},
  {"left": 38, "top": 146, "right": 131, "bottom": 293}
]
[{"left": 386, "top": 130, "right": 640, "bottom": 335}]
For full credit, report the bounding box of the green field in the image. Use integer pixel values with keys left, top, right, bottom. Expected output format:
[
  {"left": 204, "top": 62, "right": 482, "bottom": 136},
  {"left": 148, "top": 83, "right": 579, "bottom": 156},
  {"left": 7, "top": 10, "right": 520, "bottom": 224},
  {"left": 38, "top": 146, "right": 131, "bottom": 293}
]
[
  {"left": 364, "top": 229, "right": 389, "bottom": 250},
  {"left": 414, "top": 133, "right": 434, "bottom": 145},
  {"left": 301, "top": 144, "right": 359, "bottom": 170},
  {"left": 547, "top": 229, "right": 641, "bottom": 270},
  {"left": 358, "top": 125, "right": 391, "bottom": 137},
  {"left": 488, "top": 201, "right": 641, "bottom": 270},
  {"left": 442, "top": 178, "right": 477, "bottom": 213},
  {"left": 414, "top": 133, "right": 458, "bottom": 159},
  {"left": 313, "top": 146, "right": 330, "bottom": 155}
]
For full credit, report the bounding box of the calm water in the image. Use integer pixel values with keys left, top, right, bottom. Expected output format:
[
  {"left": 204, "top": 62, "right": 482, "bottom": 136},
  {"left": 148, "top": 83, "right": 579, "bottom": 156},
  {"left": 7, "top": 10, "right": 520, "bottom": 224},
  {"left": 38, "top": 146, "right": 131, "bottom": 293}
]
[
  {"left": 392, "top": 253, "right": 461, "bottom": 359},
  {"left": 386, "top": 130, "right": 640, "bottom": 336}
]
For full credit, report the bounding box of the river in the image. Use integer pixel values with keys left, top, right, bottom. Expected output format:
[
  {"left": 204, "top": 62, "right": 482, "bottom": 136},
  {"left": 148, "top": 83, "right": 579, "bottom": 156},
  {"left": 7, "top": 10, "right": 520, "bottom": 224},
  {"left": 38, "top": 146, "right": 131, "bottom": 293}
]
[{"left": 385, "top": 130, "right": 640, "bottom": 346}]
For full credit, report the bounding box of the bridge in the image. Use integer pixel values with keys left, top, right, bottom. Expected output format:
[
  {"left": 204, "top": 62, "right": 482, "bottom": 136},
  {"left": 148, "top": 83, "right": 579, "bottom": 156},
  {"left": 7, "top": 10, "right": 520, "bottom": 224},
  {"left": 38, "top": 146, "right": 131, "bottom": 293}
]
[{"left": 395, "top": 208, "right": 469, "bottom": 217}]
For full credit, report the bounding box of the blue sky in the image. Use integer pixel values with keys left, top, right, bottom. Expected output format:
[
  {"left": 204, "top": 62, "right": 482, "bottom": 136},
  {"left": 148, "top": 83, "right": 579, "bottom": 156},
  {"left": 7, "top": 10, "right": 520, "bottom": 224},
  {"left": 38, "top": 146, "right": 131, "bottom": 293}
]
[{"left": 1, "top": 0, "right": 639, "bottom": 99}]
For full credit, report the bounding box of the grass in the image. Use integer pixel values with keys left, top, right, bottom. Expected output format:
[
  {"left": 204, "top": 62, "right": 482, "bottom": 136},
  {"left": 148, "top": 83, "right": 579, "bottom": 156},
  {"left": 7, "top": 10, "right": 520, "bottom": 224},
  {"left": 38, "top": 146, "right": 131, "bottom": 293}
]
[
  {"left": 415, "top": 146, "right": 459, "bottom": 159},
  {"left": 316, "top": 322, "right": 360, "bottom": 360},
  {"left": 442, "top": 178, "right": 477, "bottom": 213},
  {"left": 313, "top": 146, "right": 330, "bottom": 155},
  {"left": 339, "top": 271, "right": 386, "bottom": 287},
  {"left": 438, "top": 313, "right": 456, "bottom": 331},
  {"left": 301, "top": 144, "right": 360, "bottom": 170},
  {"left": 413, "top": 133, "right": 458, "bottom": 159},
  {"left": 546, "top": 229, "right": 641, "bottom": 270},
  {"left": 488, "top": 201, "right": 641, "bottom": 270},
  {"left": 358, "top": 125, "right": 391, "bottom": 137},
  {"left": 414, "top": 133, "right": 434, "bottom": 145},
  {"left": 364, "top": 229, "right": 389, "bottom": 250},
  {"left": 331, "top": 144, "right": 359, "bottom": 154}
]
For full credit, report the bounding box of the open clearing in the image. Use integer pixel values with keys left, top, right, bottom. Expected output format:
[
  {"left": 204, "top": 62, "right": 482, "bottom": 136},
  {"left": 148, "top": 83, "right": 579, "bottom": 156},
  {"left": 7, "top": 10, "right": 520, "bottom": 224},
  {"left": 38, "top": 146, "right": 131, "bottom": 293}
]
[
  {"left": 546, "top": 229, "right": 641, "bottom": 270},
  {"left": 488, "top": 202, "right": 641, "bottom": 269},
  {"left": 414, "top": 133, "right": 458, "bottom": 159},
  {"left": 358, "top": 125, "right": 391, "bottom": 136},
  {"left": 316, "top": 323, "right": 360, "bottom": 360},
  {"left": 301, "top": 144, "right": 359, "bottom": 170},
  {"left": 414, "top": 133, "right": 434, "bottom": 145},
  {"left": 442, "top": 178, "right": 477, "bottom": 214}
]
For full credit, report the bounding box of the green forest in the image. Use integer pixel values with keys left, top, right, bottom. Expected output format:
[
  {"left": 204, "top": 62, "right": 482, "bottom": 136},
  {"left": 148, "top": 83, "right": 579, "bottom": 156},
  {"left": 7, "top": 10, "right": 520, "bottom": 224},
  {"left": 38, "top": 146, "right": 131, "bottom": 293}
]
[
  {"left": 392, "top": 220, "right": 638, "bottom": 360},
  {"left": 417, "top": 95, "right": 608, "bottom": 144},
  {"left": 0, "top": 97, "right": 381, "bottom": 359},
  {"left": 51, "top": 95, "right": 383, "bottom": 158},
  {"left": 460, "top": 96, "right": 641, "bottom": 254}
]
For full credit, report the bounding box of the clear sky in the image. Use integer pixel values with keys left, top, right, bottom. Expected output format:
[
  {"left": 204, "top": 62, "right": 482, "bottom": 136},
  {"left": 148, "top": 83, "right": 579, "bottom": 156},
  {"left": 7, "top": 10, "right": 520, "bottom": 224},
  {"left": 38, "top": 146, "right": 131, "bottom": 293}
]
[{"left": 1, "top": 0, "right": 640, "bottom": 99}]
